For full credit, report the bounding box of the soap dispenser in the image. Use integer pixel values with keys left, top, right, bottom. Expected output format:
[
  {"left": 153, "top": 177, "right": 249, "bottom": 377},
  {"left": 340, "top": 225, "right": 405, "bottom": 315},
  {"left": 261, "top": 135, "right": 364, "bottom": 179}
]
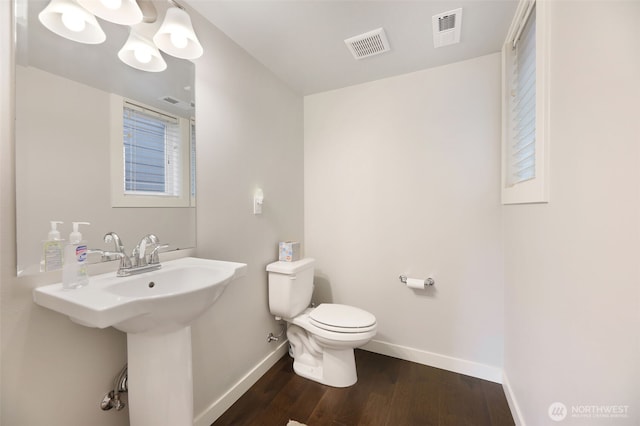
[
  {"left": 41, "top": 221, "right": 64, "bottom": 272},
  {"left": 63, "top": 222, "right": 90, "bottom": 289}
]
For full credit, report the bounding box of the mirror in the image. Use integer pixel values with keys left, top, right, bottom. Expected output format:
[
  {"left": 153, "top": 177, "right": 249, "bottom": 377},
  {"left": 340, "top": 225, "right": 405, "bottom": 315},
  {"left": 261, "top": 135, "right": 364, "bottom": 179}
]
[{"left": 15, "top": 0, "right": 197, "bottom": 276}]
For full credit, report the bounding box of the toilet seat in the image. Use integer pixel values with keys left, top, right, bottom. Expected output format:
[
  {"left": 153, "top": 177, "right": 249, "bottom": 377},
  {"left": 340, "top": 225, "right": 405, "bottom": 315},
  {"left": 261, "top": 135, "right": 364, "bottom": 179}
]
[
  {"left": 309, "top": 304, "right": 376, "bottom": 333},
  {"left": 287, "top": 304, "right": 378, "bottom": 387}
]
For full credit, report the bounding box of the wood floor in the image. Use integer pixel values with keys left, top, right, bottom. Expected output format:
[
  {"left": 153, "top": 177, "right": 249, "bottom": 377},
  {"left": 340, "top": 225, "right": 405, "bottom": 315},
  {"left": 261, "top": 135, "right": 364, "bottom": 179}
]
[{"left": 212, "top": 349, "right": 515, "bottom": 426}]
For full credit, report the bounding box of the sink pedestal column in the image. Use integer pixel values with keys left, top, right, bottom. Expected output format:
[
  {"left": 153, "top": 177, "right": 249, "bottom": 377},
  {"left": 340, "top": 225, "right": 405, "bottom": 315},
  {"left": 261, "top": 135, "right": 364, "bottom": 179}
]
[{"left": 127, "top": 326, "right": 193, "bottom": 426}]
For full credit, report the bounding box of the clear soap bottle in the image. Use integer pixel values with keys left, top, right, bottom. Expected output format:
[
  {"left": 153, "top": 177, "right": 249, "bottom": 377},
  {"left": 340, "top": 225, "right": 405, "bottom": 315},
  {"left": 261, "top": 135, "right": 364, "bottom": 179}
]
[
  {"left": 41, "top": 221, "right": 64, "bottom": 272},
  {"left": 62, "top": 222, "right": 90, "bottom": 289}
]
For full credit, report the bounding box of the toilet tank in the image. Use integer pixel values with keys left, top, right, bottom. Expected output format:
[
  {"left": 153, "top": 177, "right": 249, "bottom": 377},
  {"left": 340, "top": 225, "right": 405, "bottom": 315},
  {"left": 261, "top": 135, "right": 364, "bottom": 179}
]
[{"left": 266, "top": 258, "right": 315, "bottom": 319}]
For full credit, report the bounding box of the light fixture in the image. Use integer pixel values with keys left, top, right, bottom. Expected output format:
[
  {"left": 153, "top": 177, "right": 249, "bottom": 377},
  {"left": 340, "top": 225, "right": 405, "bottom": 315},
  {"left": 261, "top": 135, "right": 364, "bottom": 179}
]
[
  {"left": 118, "top": 30, "right": 167, "bottom": 72},
  {"left": 76, "top": 0, "right": 143, "bottom": 25},
  {"left": 253, "top": 188, "right": 264, "bottom": 215},
  {"left": 38, "top": 0, "right": 106, "bottom": 44},
  {"left": 153, "top": 5, "right": 203, "bottom": 60},
  {"left": 38, "top": 0, "right": 203, "bottom": 72}
]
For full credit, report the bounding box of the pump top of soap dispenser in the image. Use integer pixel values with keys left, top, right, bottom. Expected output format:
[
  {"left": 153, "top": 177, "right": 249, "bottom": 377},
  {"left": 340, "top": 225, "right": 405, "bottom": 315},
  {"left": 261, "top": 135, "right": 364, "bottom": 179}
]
[
  {"left": 48, "top": 221, "right": 63, "bottom": 240},
  {"left": 69, "top": 222, "right": 90, "bottom": 244}
]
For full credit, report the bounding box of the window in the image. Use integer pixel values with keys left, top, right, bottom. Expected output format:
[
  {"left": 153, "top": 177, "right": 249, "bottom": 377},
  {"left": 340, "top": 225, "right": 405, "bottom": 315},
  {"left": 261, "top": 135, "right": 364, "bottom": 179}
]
[
  {"left": 110, "top": 96, "right": 192, "bottom": 207},
  {"left": 123, "top": 103, "right": 181, "bottom": 195},
  {"left": 501, "top": 0, "right": 549, "bottom": 204}
]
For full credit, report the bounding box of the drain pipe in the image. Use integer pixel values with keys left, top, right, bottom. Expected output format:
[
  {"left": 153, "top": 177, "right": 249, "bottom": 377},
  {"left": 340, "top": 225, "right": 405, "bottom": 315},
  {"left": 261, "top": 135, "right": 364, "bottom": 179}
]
[
  {"left": 267, "top": 322, "right": 286, "bottom": 343},
  {"left": 100, "top": 364, "right": 128, "bottom": 411}
]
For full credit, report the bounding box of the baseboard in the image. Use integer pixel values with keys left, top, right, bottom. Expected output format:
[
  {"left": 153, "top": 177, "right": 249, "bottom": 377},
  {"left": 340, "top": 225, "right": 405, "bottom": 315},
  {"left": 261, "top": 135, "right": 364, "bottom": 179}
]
[
  {"left": 502, "top": 371, "right": 526, "bottom": 426},
  {"left": 361, "top": 339, "right": 503, "bottom": 384},
  {"left": 193, "top": 341, "right": 289, "bottom": 426}
]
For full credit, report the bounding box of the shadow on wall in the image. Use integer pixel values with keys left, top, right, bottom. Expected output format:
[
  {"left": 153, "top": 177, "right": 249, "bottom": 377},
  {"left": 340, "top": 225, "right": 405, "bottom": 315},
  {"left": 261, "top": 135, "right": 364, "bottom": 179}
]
[{"left": 312, "top": 272, "right": 334, "bottom": 304}]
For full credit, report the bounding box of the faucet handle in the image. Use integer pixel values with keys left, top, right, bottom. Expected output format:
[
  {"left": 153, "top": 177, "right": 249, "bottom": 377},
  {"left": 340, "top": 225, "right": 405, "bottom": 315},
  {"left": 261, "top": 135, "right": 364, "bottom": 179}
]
[
  {"left": 141, "top": 234, "right": 159, "bottom": 245},
  {"left": 136, "top": 235, "right": 158, "bottom": 266},
  {"left": 149, "top": 244, "right": 169, "bottom": 264},
  {"left": 98, "top": 250, "right": 119, "bottom": 262},
  {"left": 100, "top": 250, "right": 129, "bottom": 265}
]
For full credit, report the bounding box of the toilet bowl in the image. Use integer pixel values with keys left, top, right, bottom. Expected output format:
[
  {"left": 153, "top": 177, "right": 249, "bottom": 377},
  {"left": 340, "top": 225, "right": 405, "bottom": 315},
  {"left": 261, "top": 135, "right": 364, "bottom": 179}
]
[
  {"left": 288, "top": 304, "right": 376, "bottom": 387},
  {"left": 266, "top": 259, "right": 377, "bottom": 387}
]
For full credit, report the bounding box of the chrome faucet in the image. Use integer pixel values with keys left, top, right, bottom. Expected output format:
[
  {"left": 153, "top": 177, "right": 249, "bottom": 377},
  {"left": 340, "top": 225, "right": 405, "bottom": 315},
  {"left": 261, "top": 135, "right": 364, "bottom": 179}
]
[
  {"left": 103, "top": 232, "right": 168, "bottom": 277},
  {"left": 132, "top": 234, "right": 159, "bottom": 267},
  {"left": 103, "top": 232, "right": 132, "bottom": 270}
]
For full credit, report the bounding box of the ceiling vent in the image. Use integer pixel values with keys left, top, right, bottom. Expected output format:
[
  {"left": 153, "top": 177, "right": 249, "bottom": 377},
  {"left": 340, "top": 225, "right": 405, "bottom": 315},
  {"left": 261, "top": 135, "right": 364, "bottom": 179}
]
[
  {"left": 432, "top": 8, "right": 462, "bottom": 48},
  {"left": 344, "top": 28, "right": 391, "bottom": 60},
  {"left": 159, "top": 95, "right": 193, "bottom": 110}
]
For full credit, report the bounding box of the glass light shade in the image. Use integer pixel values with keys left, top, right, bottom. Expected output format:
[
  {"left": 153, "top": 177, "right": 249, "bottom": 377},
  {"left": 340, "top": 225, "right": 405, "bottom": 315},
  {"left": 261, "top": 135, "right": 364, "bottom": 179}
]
[
  {"left": 118, "top": 31, "right": 167, "bottom": 72},
  {"left": 77, "top": 0, "right": 143, "bottom": 25},
  {"left": 38, "top": 0, "right": 106, "bottom": 44},
  {"left": 153, "top": 7, "right": 203, "bottom": 60}
]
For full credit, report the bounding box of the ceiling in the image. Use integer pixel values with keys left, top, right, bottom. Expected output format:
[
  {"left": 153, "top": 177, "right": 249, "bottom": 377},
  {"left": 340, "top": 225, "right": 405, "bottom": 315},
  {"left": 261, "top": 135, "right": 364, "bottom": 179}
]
[
  {"left": 186, "top": 0, "right": 518, "bottom": 95},
  {"left": 19, "top": 0, "right": 195, "bottom": 117}
]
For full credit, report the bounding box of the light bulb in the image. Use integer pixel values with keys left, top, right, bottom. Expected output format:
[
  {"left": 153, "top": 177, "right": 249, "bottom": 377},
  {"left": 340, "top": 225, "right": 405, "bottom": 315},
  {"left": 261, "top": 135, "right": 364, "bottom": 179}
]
[
  {"left": 100, "top": 0, "right": 122, "bottom": 10},
  {"left": 61, "top": 10, "right": 86, "bottom": 32},
  {"left": 170, "top": 31, "right": 188, "bottom": 49},
  {"left": 134, "top": 46, "right": 152, "bottom": 64}
]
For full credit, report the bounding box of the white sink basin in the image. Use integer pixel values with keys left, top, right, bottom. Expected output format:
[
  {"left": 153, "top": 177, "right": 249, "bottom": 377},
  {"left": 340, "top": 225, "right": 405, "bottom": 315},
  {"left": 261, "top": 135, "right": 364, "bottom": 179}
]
[
  {"left": 33, "top": 257, "right": 247, "bottom": 333},
  {"left": 33, "top": 256, "right": 247, "bottom": 426}
]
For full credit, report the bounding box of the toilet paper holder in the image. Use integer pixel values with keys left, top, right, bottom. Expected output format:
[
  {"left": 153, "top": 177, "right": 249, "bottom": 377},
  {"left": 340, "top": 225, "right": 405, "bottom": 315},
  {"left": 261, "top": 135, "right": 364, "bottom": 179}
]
[{"left": 399, "top": 275, "right": 435, "bottom": 287}]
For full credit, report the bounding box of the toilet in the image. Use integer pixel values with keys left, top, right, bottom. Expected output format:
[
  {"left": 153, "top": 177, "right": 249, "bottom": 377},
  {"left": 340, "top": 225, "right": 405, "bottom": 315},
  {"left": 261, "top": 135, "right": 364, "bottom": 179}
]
[{"left": 266, "top": 258, "right": 377, "bottom": 387}]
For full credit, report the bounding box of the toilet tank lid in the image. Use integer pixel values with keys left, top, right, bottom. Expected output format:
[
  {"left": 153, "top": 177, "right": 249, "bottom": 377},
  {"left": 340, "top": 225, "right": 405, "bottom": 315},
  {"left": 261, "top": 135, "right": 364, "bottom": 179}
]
[{"left": 266, "top": 258, "right": 315, "bottom": 274}]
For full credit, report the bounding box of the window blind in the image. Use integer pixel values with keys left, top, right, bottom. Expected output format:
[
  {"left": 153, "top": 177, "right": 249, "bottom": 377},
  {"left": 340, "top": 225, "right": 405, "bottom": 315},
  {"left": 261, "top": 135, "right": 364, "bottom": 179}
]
[
  {"left": 123, "top": 102, "right": 181, "bottom": 196},
  {"left": 507, "top": 3, "right": 536, "bottom": 187}
]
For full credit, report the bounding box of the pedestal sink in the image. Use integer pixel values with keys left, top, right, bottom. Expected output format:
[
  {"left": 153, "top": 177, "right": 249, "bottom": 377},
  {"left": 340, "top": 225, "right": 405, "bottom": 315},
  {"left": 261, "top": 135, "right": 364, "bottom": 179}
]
[{"left": 33, "top": 257, "right": 247, "bottom": 426}]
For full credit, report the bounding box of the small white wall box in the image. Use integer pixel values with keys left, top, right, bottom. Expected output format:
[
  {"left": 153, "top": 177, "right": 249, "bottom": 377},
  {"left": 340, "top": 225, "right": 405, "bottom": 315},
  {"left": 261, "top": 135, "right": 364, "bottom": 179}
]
[{"left": 279, "top": 241, "right": 300, "bottom": 262}]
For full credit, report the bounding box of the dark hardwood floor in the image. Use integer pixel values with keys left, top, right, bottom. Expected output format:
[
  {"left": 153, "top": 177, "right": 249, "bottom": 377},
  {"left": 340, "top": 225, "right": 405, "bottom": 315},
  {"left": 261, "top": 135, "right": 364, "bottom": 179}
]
[{"left": 212, "top": 349, "right": 515, "bottom": 426}]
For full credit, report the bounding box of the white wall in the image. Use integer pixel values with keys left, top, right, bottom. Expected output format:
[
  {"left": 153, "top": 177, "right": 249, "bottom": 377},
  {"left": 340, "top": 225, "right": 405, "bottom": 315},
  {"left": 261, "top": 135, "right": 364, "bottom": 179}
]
[
  {"left": 1, "top": 1, "right": 303, "bottom": 425},
  {"left": 304, "top": 53, "right": 505, "bottom": 381},
  {"left": 0, "top": 1, "right": 12, "bottom": 422},
  {"left": 503, "top": 2, "right": 640, "bottom": 425},
  {"left": 188, "top": 5, "right": 304, "bottom": 425},
  {"left": 1, "top": 3, "right": 126, "bottom": 426}
]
